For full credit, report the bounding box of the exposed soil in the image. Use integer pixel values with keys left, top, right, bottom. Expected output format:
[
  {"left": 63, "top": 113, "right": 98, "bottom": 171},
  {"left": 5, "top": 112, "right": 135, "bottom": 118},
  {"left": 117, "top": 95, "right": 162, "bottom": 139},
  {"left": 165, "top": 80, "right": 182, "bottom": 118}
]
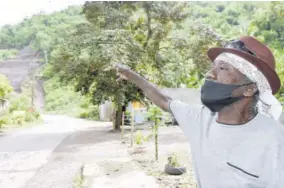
[
  {"left": 123, "top": 124, "right": 198, "bottom": 188},
  {"left": 0, "top": 47, "right": 44, "bottom": 111}
]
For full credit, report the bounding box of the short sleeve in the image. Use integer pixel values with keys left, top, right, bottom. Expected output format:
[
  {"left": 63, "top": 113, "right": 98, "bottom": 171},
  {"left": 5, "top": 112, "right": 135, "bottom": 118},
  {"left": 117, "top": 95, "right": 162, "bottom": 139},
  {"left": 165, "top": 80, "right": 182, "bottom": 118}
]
[{"left": 169, "top": 100, "right": 203, "bottom": 139}]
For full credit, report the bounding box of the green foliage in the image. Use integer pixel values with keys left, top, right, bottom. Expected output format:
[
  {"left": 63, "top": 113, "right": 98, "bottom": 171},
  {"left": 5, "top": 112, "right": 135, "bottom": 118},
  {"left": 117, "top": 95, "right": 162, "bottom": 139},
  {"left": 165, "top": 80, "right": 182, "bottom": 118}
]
[
  {"left": 147, "top": 105, "right": 163, "bottom": 123},
  {"left": 134, "top": 130, "right": 152, "bottom": 145},
  {"left": 167, "top": 153, "right": 180, "bottom": 167},
  {"left": 0, "top": 117, "right": 7, "bottom": 128},
  {"left": 8, "top": 95, "right": 30, "bottom": 112},
  {"left": 72, "top": 165, "right": 84, "bottom": 188},
  {"left": 79, "top": 106, "right": 99, "bottom": 120},
  {"left": 187, "top": 2, "right": 268, "bottom": 39},
  {"left": 0, "top": 76, "right": 41, "bottom": 128},
  {"left": 248, "top": 2, "right": 284, "bottom": 48},
  {"left": 0, "top": 93, "right": 41, "bottom": 127},
  {"left": 44, "top": 76, "right": 99, "bottom": 120},
  {"left": 0, "top": 6, "right": 85, "bottom": 51},
  {"left": 45, "top": 2, "right": 191, "bottom": 128},
  {"left": 0, "top": 74, "right": 13, "bottom": 99},
  {"left": 135, "top": 130, "right": 145, "bottom": 145},
  {"left": 10, "top": 111, "right": 26, "bottom": 125},
  {"left": 0, "top": 49, "right": 18, "bottom": 61},
  {"left": 147, "top": 105, "right": 163, "bottom": 161}
]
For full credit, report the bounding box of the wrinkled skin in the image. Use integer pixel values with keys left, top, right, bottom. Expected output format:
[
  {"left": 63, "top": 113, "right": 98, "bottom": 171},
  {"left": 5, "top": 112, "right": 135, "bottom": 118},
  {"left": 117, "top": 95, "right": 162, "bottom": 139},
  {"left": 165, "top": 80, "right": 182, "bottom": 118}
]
[{"left": 205, "top": 59, "right": 258, "bottom": 124}]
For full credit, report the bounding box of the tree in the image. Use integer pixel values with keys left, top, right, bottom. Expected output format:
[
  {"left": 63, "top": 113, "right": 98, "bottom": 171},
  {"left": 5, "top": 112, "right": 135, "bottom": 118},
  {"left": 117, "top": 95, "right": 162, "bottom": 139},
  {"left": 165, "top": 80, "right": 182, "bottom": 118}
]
[
  {"left": 47, "top": 2, "right": 189, "bottom": 130},
  {"left": 248, "top": 2, "right": 284, "bottom": 48}
]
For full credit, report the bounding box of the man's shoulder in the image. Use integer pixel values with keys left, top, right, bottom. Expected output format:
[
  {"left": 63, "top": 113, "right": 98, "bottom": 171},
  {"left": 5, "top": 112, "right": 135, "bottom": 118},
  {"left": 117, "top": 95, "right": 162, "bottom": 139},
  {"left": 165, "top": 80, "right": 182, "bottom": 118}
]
[
  {"left": 169, "top": 100, "right": 212, "bottom": 126},
  {"left": 255, "top": 114, "right": 284, "bottom": 141}
]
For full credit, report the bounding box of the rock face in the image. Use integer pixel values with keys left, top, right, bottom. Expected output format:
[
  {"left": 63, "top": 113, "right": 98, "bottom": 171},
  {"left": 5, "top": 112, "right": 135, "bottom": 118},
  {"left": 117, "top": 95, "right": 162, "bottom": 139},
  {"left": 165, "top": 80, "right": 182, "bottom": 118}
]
[{"left": 0, "top": 47, "right": 44, "bottom": 111}]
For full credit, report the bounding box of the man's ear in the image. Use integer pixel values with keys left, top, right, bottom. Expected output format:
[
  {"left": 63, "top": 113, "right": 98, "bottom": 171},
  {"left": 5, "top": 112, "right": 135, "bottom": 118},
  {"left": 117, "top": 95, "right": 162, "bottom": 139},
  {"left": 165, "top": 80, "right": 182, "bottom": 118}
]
[{"left": 243, "top": 84, "right": 258, "bottom": 97}]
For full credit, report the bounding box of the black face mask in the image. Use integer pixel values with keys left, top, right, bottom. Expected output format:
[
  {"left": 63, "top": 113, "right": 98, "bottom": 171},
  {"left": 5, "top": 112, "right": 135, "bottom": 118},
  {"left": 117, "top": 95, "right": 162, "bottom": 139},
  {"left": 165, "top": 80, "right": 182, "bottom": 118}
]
[{"left": 201, "top": 80, "right": 245, "bottom": 112}]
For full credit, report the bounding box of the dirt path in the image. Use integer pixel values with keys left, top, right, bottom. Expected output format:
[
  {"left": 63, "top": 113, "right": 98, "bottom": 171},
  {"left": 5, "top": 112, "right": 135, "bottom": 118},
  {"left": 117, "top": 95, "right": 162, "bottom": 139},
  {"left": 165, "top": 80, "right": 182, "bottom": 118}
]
[{"left": 124, "top": 124, "right": 197, "bottom": 188}]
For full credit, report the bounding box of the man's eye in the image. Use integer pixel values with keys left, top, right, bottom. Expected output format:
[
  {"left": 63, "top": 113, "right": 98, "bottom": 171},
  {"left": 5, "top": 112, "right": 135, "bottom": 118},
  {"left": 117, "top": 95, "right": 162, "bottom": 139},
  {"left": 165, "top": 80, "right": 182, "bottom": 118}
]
[{"left": 220, "top": 67, "right": 227, "bottom": 70}]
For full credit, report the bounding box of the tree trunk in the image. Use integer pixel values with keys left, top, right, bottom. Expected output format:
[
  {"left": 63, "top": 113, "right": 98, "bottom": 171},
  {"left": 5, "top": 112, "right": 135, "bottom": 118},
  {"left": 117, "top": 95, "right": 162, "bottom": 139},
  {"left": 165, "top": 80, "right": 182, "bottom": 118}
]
[
  {"left": 121, "top": 111, "right": 125, "bottom": 142},
  {"left": 114, "top": 107, "right": 123, "bottom": 130}
]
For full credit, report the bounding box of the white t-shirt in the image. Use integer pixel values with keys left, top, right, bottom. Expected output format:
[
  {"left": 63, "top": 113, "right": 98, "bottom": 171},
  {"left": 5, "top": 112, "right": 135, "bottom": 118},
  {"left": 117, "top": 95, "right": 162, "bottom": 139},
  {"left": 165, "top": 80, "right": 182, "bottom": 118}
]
[{"left": 169, "top": 100, "right": 284, "bottom": 188}]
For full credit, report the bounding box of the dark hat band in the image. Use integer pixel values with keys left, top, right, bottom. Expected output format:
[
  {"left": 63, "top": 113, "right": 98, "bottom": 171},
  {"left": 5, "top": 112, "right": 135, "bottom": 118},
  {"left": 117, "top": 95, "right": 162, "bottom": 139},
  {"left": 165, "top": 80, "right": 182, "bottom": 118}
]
[{"left": 224, "top": 40, "right": 256, "bottom": 57}]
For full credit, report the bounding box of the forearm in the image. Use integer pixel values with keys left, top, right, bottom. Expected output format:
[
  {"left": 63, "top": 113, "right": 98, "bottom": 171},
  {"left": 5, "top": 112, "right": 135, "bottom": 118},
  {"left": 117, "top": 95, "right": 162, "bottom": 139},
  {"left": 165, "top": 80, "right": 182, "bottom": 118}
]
[{"left": 126, "top": 70, "right": 171, "bottom": 111}]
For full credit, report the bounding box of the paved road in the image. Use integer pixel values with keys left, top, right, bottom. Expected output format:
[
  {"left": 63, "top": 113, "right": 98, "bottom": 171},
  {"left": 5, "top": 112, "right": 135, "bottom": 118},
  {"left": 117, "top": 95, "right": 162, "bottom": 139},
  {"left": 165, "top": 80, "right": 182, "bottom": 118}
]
[{"left": 0, "top": 115, "right": 95, "bottom": 188}]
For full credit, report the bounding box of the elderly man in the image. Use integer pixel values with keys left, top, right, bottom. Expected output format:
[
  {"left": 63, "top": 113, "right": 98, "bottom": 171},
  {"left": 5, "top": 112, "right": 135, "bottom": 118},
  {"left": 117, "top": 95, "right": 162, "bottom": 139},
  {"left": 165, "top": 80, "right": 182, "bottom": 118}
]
[{"left": 115, "top": 36, "right": 284, "bottom": 188}]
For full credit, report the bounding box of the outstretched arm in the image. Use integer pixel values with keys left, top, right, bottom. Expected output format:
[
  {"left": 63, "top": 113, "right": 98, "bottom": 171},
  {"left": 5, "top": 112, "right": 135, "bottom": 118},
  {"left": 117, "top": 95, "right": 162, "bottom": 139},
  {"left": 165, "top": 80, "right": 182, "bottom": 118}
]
[{"left": 115, "top": 64, "right": 171, "bottom": 112}]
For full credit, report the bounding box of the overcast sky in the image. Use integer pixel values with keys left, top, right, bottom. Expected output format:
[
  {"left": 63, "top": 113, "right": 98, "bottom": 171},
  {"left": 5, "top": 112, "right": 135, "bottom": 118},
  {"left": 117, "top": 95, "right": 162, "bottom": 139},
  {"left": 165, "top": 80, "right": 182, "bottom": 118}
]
[{"left": 0, "top": 0, "right": 86, "bottom": 27}]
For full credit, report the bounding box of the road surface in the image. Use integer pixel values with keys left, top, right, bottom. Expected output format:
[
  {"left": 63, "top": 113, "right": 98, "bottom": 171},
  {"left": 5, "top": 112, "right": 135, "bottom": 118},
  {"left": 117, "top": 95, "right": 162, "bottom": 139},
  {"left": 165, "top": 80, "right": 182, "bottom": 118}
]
[{"left": 0, "top": 115, "right": 94, "bottom": 188}]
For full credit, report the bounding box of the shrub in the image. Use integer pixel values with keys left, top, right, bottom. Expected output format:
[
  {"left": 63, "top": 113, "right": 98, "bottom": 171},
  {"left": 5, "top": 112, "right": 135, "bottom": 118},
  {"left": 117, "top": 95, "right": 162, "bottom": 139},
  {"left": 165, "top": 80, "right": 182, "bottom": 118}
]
[
  {"left": 0, "top": 74, "right": 13, "bottom": 99},
  {"left": 0, "top": 94, "right": 41, "bottom": 127},
  {"left": 0, "top": 116, "right": 8, "bottom": 128},
  {"left": 10, "top": 110, "right": 26, "bottom": 125},
  {"left": 8, "top": 95, "right": 30, "bottom": 112},
  {"left": 0, "top": 49, "right": 18, "bottom": 61},
  {"left": 78, "top": 106, "right": 99, "bottom": 120},
  {"left": 135, "top": 130, "right": 144, "bottom": 145},
  {"left": 44, "top": 76, "right": 99, "bottom": 120}
]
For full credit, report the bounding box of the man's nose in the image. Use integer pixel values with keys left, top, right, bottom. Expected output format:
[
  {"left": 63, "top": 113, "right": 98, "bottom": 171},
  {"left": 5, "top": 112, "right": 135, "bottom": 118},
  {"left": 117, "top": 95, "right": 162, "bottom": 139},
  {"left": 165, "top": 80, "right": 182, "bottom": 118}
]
[{"left": 205, "top": 69, "right": 217, "bottom": 80}]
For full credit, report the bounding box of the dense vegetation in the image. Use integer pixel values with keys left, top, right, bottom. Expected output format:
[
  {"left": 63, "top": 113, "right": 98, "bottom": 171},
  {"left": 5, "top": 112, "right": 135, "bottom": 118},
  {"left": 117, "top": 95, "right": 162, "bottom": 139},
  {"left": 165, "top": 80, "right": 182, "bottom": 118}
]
[
  {"left": 0, "top": 75, "right": 41, "bottom": 128},
  {"left": 0, "top": 2, "right": 283, "bottom": 128}
]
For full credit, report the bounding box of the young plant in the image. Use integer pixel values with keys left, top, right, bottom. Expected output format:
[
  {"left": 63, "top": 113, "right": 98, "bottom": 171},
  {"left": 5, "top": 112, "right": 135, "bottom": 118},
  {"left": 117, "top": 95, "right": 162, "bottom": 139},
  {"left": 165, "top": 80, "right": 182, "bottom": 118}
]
[
  {"left": 147, "top": 105, "right": 163, "bottom": 161},
  {"left": 135, "top": 130, "right": 144, "bottom": 145},
  {"left": 167, "top": 153, "right": 180, "bottom": 167}
]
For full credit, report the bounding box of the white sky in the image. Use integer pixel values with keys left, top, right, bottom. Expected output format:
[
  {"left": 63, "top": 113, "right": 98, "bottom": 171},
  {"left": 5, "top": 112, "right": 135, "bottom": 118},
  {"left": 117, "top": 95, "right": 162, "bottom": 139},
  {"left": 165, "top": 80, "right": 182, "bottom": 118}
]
[{"left": 0, "top": 0, "right": 86, "bottom": 27}]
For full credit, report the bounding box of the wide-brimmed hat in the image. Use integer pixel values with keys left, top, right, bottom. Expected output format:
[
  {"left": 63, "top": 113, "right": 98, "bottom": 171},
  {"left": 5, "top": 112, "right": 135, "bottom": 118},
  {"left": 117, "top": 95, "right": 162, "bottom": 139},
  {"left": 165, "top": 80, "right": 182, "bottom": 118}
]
[{"left": 207, "top": 36, "right": 280, "bottom": 94}]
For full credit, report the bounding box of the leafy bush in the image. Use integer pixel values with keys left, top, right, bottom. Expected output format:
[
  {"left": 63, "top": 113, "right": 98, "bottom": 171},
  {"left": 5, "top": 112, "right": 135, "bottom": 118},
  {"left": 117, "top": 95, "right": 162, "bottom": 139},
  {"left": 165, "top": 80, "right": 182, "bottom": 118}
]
[
  {"left": 10, "top": 110, "right": 26, "bottom": 125},
  {"left": 0, "top": 92, "right": 41, "bottom": 128},
  {"left": 0, "top": 116, "right": 8, "bottom": 128},
  {"left": 135, "top": 130, "right": 147, "bottom": 145},
  {"left": 8, "top": 95, "right": 30, "bottom": 112},
  {"left": 44, "top": 76, "right": 99, "bottom": 120},
  {"left": 0, "top": 74, "right": 13, "bottom": 99},
  {"left": 0, "top": 49, "right": 18, "bottom": 61},
  {"left": 79, "top": 106, "right": 99, "bottom": 119}
]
